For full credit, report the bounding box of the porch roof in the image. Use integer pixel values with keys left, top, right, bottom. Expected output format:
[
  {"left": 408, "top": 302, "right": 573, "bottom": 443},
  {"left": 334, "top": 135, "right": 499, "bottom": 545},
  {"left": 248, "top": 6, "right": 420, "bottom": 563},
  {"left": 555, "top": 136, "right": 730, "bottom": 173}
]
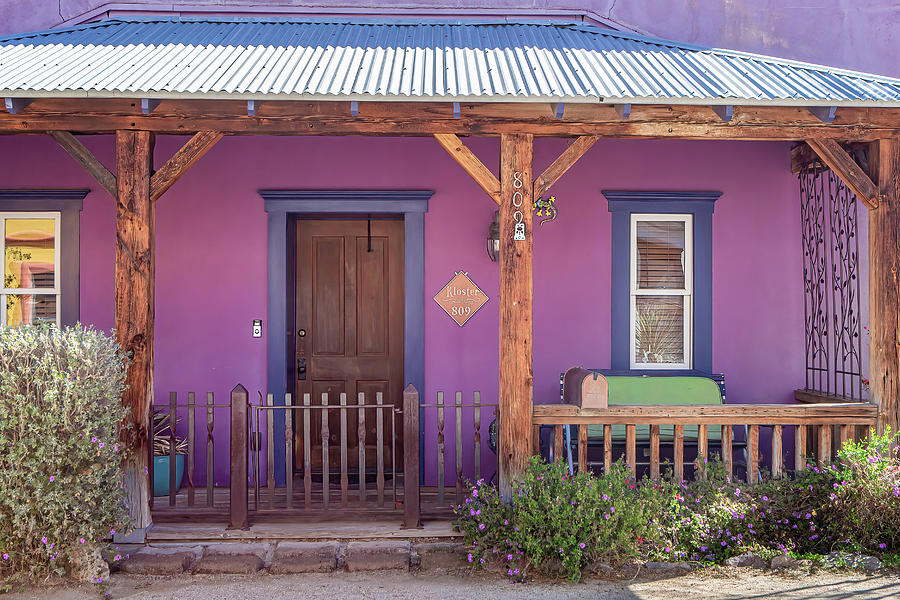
[{"left": 1, "top": 18, "right": 900, "bottom": 107}]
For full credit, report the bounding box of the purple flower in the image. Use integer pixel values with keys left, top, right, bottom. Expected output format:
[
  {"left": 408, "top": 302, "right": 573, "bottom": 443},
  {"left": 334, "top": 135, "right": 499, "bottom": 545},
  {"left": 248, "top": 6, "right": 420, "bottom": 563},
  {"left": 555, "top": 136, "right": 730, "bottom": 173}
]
[
  {"left": 91, "top": 437, "right": 98, "bottom": 443},
  {"left": 579, "top": 542, "right": 586, "bottom": 549},
  {"left": 114, "top": 554, "right": 122, "bottom": 561},
  {"left": 113, "top": 445, "right": 119, "bottom": 452},
  {"left": 467, "top": 553, "right": 473, "bottom": 563},
  {"left": 49, "top": 476, "right": 55, "bottom": 482},
  {"left": 478, "top": 523, "right": 485, "bottom": 530},
  {"left": 470, "top": 509, "right": 476, "bottom": 516},
  {"left": 41, "top": 537, "right": 48, "bottom": 545},
  {"left": 109, "top": 529, "right": 116, "bottom": 536},
  {"left": 79, "top": 538, "right": 85, "bottom": 544},
  {"left": 880, "top": 543, "right": 887, "bottom": 549},
  {"left": 503, "top": 520, "right": 509, "bottom": 526},
  {"left": 98, "top": 443, "right": 105, "bottom": 449},
  {"left": 472, "top": 489, "right": 478, "bottom": 497},
  {"left": 700, "top": 546, "right": 707, "bottom": 552},
  {"left": 507, "top": 554, "right": 513, "bottom": 560},
  {"left": 2, "top": 553, "right": 8, "bottom": 560},
  {"left": 735, "top": 488, "right": 741, "bottom": 497}
]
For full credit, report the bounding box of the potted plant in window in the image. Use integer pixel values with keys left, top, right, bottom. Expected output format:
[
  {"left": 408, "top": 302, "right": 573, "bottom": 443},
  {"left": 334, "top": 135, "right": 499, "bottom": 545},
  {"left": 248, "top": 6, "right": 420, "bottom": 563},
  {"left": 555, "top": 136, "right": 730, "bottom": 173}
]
[{"left": 152, "top": 409, "right": 187, "bottom": 497}]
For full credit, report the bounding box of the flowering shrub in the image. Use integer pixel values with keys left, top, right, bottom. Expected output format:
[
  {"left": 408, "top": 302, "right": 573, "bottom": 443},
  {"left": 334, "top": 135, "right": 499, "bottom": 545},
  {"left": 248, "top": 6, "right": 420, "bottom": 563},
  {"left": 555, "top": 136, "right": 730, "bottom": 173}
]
[
  {"left": 830, "top": 429, "right": 900, "bottom": 552},
  {"left": 455, "top": 458, "right": 664, "bottom": 581},
  {"left": 0, "top": 325, "right": 129, "bottom": 581},
  {"left": 457, "top": 430, "right": 900, "bottom": 580},
  {"left": 649, "top": 466, "right": 761, "bottom": 563}
]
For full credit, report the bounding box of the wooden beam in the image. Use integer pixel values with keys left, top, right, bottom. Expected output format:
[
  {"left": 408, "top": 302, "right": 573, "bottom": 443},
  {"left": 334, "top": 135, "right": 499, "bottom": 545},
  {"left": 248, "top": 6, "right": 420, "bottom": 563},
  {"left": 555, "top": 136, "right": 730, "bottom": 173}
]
[
  {"left": 49, "top": 131, "right": 117, "bottom": 197},
  {"left": 807, "top": 138, "right": 880, "bottom": 209},
  {"left": 433, "top": 133, "right": 501, "bottom": 204},
  {"left": 116, "top": 129, "right": 155, "bottom": 532},
  {"left": 498, "top": 133, "right": 534, "bottom": 498},
  {"left": 4, "top": 99, "right": 900, "bottom": 140},
  {"left": 868, "top": 137, "right": 900, "bottom": 434},
  {"left": 533, "top": 135, "right": 598, "bottom": 199},
  {"left": 149, "top": 130, "right": 223, "bottom": 202}
]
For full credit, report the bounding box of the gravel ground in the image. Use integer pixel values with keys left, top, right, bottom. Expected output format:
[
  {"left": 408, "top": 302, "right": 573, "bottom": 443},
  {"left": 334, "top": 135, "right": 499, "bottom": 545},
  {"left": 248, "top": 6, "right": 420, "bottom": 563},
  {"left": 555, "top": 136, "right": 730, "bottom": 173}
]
[{"left": 5, "top": 571, "right": 900, "bottom": 600}]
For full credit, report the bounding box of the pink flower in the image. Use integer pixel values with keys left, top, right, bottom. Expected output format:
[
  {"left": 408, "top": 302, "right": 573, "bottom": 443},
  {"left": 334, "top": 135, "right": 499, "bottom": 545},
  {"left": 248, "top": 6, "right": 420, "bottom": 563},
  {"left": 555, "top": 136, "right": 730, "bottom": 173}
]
[
  {"left": 98, "top": 443, "right": 105, "bottom": 449},
  {"left": 80, "top": 538, "right": 86, "bottom": 544},
  {"left": 579, "top": 542, "right": 586, "bottom": 549},
  {"left": 113, "top": 445, "right": 119, "bottom": 452},
  {"left": 49, "top": 476, "right": 55, "bottom": 482},
  {"left": 41, "top": 537, "right": 48, "bottom": 545},
  {"left": 91, "top": 437, "right": 98, "bottom": 443},
  {"left": 114, "top": 555, "right": 122, "bottom": 561}
]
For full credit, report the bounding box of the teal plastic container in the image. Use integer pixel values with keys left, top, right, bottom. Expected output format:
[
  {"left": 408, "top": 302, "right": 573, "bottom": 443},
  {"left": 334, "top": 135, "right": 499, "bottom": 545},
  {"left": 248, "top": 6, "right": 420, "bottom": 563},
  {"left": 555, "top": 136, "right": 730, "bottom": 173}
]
[{"left": 153, "top": 454, "right": 185, "bottom": 497}]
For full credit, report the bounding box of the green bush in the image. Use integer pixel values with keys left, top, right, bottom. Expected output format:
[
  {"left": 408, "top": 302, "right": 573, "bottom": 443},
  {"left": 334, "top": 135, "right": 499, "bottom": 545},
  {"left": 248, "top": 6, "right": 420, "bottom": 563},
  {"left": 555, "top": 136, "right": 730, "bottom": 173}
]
[
  {"left": 830, "top": 429, "right": 900, "bottom": 552},
  {"left": 0, "top": 325, "right": 130, "bottom": 581},
  {"left": 648, "top": 464, "right": 761, "bottom": 563},
  {"left": 455, "top": 458, "right": 665, "bottom": 581}
]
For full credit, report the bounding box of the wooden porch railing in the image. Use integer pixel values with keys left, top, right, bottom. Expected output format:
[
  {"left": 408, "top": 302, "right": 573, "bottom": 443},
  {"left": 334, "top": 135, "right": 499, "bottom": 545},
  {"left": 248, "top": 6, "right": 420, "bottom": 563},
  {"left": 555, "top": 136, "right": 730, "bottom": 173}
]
[
  {"left": 151, "top": 384, "right": 423, "bottom": 529},
  {"left": 532, "top": 402, "right": 879, "bottom": 483},
  {"left": 420, "top": 391, "right": 499, "bottom": 506}
]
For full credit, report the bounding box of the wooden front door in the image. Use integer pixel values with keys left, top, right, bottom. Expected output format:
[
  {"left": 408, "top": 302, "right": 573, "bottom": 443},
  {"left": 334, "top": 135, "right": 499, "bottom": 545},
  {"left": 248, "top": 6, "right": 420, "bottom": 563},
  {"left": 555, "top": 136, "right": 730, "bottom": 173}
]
[{"left": 294, "top": 218, "right": 404, "bottom": 474}]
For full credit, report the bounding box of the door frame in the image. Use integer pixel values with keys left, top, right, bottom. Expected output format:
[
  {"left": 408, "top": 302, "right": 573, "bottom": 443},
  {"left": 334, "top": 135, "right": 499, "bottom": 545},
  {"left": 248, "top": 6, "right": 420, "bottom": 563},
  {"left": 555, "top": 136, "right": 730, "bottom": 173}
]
[{"left": 261, "top": 190, "right": 431, "bottom": 485}]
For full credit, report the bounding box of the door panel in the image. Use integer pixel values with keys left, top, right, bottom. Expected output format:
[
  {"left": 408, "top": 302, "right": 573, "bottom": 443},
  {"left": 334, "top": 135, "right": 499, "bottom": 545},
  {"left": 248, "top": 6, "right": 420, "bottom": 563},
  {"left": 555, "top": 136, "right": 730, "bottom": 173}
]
[{"left": 295, "top": 219, "right": 404, "bottom": 474}]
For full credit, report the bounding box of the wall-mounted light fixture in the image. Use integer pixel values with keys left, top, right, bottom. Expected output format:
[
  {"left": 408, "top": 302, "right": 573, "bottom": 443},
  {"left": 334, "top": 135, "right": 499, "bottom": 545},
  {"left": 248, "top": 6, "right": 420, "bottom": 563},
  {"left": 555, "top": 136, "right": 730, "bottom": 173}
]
[{"left": 486, "top": 210, "right": 500, "bottom": 262}]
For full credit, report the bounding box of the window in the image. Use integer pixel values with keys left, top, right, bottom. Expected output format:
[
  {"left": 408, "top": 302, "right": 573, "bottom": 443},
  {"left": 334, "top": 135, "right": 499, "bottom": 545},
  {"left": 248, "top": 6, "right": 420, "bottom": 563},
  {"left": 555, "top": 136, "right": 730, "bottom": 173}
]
[
  {"left": 1, "top": 213, "right": 61, "bottom": 326},
  {"left": 605, "top": 191, "right": 719, "bottom": 373},
  {"left": 0, "top": 190, "right": 86, "bottom": 327},
  {"left": 630, "top": 214, "right": 692, "bottom": 369}
]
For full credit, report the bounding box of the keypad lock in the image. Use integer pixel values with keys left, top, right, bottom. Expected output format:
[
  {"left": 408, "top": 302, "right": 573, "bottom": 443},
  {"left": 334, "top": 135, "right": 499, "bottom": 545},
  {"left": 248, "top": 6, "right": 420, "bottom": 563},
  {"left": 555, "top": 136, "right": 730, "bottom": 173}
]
[{"left": 297, "top": 357, "right": 307, "bottom": 380}]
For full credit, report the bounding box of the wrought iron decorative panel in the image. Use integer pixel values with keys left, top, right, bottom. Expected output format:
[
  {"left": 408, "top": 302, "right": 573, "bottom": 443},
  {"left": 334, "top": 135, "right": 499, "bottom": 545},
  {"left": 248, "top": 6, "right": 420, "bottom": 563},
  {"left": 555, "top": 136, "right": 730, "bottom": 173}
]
[{"left": 799, "top": 163, "right": 864, "bottom": 399}]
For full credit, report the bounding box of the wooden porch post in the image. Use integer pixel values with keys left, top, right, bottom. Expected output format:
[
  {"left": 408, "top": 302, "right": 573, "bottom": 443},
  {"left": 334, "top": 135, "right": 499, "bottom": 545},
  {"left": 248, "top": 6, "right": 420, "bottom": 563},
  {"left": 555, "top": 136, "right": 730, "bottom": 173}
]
[
  {"left": 115, "top": 130, "right": 155, "bottom": 532},
  {"left": 498, "top": 133, "right": 534, "bottom": 498},
  {"left": 869, "top": 138, "right": 900, "bottom": 434}
]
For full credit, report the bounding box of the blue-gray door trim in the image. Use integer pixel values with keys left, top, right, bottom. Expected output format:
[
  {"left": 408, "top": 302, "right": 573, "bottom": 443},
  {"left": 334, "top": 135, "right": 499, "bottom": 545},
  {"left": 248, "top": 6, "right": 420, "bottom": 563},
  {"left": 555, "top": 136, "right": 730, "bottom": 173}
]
[{"left": 261, "top": 190, "right": 431, "bottom": 485}]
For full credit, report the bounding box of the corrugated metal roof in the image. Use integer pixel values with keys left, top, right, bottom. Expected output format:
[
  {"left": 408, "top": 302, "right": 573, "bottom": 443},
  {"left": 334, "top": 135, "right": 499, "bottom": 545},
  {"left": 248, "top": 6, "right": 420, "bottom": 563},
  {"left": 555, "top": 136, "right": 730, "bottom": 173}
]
[{"left": 1, "top": 17, "right": 899, "bottom": 106}]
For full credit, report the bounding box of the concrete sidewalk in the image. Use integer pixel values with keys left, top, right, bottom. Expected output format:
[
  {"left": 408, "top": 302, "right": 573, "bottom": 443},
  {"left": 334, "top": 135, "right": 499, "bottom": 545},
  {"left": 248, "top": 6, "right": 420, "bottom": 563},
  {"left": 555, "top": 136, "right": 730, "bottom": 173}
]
[{"left": 6, "top": 570, "right": 900, "bottom": 600}]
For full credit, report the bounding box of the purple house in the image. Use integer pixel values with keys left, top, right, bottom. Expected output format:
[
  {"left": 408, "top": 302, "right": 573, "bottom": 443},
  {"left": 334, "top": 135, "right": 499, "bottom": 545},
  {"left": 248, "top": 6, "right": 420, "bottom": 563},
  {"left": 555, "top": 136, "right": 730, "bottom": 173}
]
[{"left": 0, "top": 2, "right": 898, "bottom": 541}]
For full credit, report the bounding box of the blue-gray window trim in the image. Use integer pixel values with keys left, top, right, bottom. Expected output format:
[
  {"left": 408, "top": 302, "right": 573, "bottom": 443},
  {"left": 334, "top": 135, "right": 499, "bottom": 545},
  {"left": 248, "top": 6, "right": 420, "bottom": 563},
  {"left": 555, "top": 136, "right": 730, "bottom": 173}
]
[
  {"left": 261, "top": 190, "right": 431, "bottom": 485},
  {"left": 604, "top": 191, "right": 720, "bottom": 374},
  {"left": 0, "top": 189, "right": 87, "bottom": 327}
]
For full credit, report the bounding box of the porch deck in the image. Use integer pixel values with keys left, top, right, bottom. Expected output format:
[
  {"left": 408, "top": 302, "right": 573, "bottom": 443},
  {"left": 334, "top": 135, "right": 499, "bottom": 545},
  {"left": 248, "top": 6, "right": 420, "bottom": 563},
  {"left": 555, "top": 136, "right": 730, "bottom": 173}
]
[{"left": 151, "top": 482, "right": 462, "bottom": 523}]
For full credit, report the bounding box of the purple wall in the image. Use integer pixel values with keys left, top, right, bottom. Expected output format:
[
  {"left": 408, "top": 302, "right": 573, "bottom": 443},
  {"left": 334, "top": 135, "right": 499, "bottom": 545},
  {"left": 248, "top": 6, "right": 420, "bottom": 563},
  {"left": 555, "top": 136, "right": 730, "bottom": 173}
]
[
  {"left": 0, "top": 134, "right": 803, "bottom": 483},
  {"left": 1, "top": 1, "right": 897, "bottom": 78}
]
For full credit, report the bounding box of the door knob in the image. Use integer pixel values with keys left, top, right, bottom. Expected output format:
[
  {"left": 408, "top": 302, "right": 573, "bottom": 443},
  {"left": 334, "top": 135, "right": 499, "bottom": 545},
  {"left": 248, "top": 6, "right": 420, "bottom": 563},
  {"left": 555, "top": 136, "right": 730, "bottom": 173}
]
[{"left": 298, "top": 329, "right": 307, "bottom": 338}]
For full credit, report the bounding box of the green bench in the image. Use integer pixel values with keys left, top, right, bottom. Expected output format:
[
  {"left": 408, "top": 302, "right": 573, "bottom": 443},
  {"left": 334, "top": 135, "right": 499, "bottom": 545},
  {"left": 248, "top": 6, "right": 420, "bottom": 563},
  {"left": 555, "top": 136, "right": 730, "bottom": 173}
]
[{"left": 552, "top": 370, "right": 747, "bottom": 473}]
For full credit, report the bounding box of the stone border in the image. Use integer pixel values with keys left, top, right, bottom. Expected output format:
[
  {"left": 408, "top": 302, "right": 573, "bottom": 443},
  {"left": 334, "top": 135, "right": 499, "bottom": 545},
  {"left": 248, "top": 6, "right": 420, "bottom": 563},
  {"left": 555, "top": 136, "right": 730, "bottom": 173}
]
[{"left": 121, "top": 541, "right": 469, "bottom": 576}]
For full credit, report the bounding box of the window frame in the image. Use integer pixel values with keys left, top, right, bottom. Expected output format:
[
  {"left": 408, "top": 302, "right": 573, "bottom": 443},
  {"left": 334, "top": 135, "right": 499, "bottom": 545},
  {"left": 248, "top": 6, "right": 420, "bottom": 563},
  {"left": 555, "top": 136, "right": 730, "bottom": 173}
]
[
  {"left": 605, "top": 190, "right": 720, "bottom": 374},
  {"left": 629, "top": 213, "right": 693, "bottom": 370},
  {"left": 0, "top": 190, "right": 87, "bottom": 327},
  {"left": 1, "top": 211, "right": 62, "bottom": 326}
]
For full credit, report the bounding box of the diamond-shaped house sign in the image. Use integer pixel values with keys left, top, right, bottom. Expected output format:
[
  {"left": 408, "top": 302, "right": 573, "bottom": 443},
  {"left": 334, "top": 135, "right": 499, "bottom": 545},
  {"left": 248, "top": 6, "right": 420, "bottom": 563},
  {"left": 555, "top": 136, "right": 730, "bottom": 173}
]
[{"left": 434, "top": 271, "right": 489, "bottom": 326}]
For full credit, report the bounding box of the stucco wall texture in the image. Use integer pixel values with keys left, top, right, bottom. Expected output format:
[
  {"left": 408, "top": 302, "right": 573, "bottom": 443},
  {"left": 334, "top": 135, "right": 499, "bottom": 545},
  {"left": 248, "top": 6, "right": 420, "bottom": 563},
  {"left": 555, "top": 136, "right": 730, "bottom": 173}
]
[{"left": 0, "top": 134, "right": 802, "bottom": 483}]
